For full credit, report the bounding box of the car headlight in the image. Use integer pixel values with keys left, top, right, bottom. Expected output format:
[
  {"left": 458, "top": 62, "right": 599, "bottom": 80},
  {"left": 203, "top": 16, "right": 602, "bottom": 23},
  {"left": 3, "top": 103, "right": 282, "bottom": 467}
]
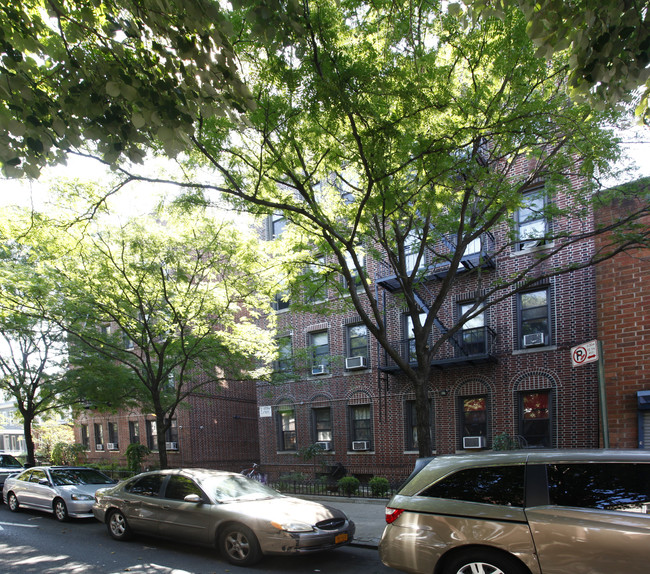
[
  {"left": 70, "top": 493, "right": 94, "bottom": 501},
  {"left": 270, "top": 520, "right": 315, "bottom": 533}
]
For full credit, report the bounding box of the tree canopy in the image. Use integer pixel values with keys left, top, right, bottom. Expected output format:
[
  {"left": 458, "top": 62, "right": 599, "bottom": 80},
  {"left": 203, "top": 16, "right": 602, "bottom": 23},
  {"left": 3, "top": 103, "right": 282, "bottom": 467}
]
[
  {"left": 1, "top": 204, "right": 276, "bottom": 467},
  {"left": 1, "top": 1, "right": 648, "bottom": 458},
  {"left": 470, "top": 0, "right": 650, "bottom": 124}
]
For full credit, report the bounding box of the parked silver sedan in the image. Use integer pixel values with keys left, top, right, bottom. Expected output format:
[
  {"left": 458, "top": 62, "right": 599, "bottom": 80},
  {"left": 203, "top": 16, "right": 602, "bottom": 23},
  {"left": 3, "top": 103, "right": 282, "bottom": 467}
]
[
  {"left": 3, "top": 466, "right": 116, "bottom": 521},
  {"left": 92, "top": 468, "right": 355, "bottom": 566}
]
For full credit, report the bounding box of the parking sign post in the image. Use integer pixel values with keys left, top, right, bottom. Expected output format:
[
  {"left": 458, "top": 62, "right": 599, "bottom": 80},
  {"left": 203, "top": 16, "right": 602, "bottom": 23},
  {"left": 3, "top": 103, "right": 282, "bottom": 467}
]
[{"left": 571, "top": 340, "right": 609, "bottom": 448}]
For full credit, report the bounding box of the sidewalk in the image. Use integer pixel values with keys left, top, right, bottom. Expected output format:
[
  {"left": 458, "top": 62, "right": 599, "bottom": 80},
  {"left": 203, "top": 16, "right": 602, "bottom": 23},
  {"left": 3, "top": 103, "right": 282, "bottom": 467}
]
[{"left": 299, "top": 495, "right": 387, "bottom": 548}]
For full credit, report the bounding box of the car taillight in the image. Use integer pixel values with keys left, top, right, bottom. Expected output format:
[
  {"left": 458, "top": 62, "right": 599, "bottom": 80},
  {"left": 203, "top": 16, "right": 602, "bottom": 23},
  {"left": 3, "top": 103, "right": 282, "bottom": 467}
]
[{"left": 385, "top": 507, "right": 405, "bottom": 524}]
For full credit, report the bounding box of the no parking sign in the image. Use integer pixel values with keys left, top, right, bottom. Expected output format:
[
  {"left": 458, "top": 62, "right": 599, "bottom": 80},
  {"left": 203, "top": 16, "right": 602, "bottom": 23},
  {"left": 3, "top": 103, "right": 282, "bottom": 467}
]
[{"left": 571, "top": 340, "right": 599, "bottom": 367}]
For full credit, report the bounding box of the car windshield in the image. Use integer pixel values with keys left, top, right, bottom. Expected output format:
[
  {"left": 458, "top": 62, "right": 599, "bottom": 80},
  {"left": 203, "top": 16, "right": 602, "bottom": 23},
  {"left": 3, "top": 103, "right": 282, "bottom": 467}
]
[
  {"left": 202, "top": 474, "right": 283, "bottom": 503},
  {"left": 50, "top": 468, "right": 114, "bottom": 486},
  {"left": 0, "top": 454, "right": 22, "bottom": 468}
]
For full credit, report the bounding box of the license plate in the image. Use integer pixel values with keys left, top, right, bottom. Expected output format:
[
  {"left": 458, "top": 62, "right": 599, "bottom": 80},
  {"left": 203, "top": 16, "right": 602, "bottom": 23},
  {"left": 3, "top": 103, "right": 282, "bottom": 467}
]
[{"left": 335, "top": 533, "right": 348, "bottom": 544}]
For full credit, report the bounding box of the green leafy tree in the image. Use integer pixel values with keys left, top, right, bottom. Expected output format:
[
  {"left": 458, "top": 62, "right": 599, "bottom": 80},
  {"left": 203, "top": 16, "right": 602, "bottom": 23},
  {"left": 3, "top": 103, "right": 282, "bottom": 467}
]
[
  {"left": 470, "top": 1, "right": 650, "bottom": 123},
  {"left": 42, "top": 208, "right": 274, "bottom": 469},
  {"left": 2, "top": 2, "right": 648, "bottom": 459}
]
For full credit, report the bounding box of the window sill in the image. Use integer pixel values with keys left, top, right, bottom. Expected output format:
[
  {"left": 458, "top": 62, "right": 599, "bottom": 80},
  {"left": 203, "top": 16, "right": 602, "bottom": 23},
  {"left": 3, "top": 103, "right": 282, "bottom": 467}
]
[
  {"left": 512, "top": 345, "right": 557, "bottom": 355},
  {"left": 510, "top": 241, "right": 554, "bottom": 257},
  {"left": 347, "top": 450, "right": 375, "bottom": 454}
]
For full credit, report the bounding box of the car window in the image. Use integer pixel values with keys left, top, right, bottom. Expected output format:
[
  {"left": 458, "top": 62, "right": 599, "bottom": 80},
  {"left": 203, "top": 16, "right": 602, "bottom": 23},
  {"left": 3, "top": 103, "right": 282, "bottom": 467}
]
[
  {"left": 419, "top": 465, "right": 525, "bottom": 507},
  {"left": 29, "top": 470, "right": 47, "bottom": 483},
  {"left": 0, "top": 455, "right": 22, "bottom": 468},
  {"left": 17, "top": 470, "right": 32, "bottom": 482},
  {"left": 50, "top": 468, "right": 114, "bottom": 486},
  {"left": 124, "top": 474, "right": 165, "bottom": 497},
  {"left": 547, "top": 463, "right": 650, "bottom": 513},
  {"left": 164, "top": 475, "right": 204, "bottom": 501}
]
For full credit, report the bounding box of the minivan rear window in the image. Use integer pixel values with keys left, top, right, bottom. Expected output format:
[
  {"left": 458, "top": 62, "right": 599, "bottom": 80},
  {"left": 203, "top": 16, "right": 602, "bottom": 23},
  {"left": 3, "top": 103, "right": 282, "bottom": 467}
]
[
  {"left": 547, "top": 463, "right": 650, "bottom": 512},
  {"left": 420, "top": 465, "right": 525, "bottom": 507}
]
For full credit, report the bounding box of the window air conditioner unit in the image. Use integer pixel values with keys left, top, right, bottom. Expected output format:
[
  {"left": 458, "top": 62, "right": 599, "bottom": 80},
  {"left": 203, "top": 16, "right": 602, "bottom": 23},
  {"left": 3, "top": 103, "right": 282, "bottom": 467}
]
[
  {"left": 345, "top": 356, "right": 367, "bottom": 370},
  {"left": 315, "top": 441, "right": 332, "bottom": 451},
  {"left": 352, "top": 440, "right": 370, "bottom": 451},
  {"left": 107, "top": 443, "right": 118, "bottom": 451},
  {"left": 463, "top": 436, "right": 486, "bottom": 449},
  {"left": 95, "top": 444, "right": 104, "bottom": 451},
  {"left": 166, "top": 442, "right": 178, "bottom": 450},
  {"left": 523, "top": 332, "right": 545, "bottom": 348},
  {"left": 311, "top": 365, "right": 328, "bottom": 376}
]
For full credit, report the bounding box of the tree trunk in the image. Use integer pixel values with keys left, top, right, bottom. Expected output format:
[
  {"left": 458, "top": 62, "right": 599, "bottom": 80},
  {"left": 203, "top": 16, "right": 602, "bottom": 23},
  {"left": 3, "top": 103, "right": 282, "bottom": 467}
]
[
  {"left": 413, "top": 371, "right": 433, "bottom": 458},
  {"left": 155, "top": 408, "right": 169, "bottom": 469},
  {"left": 23, "top": 416, "right": 36, "bottom": 467}
]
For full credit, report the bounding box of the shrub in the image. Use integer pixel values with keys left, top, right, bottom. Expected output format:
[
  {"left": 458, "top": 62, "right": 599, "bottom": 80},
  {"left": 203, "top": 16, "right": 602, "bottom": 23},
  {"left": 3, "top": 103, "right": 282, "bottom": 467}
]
[
  {"left": 51, "top": 442, "right": 87, "bottom": 466},
  {"left": 492, "top": 432, "right": 518, "bottom": 451},
  {"left": 126, "top": 443, "right": 151, "bottom": 473},
  {"left": 369, "top": 476, "right": 390, "bottom": 497},
  {"left": 337, "top": 475, "right": 360, "bottom": 497}
]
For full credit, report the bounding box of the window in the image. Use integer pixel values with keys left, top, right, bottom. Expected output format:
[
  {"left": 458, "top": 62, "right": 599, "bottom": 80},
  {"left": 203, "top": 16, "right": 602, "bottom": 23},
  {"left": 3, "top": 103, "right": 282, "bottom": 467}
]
[
  {"left": 276, "top": 403, "right": 297, "bottom": 451},
  {"left": 268, "top": 213, "right": 286, "bottom": 240},
  {"left": 349, "top": 404, "right": 372, "bottom": 447},
  {"left": 271, "top": 290, "right": 290, "bottom": 311},
  {"left": 94, "top": 423, "right": 104, "bottom": 449},
  {"left": 405, "top": 231, "right": 423, "bottom": 275},
  {"left": 125, "top": 474, "right": 165, "bottom": 497},
  {"left": 309, "top": 331, "right": 329, "bottom": 372},
  {"left": 346, "top": 324, "right": 368, "bottom": 364},
  {"left": 518, "top": 288, "right": 551, "bottom": 347},
  {"left": 165, "top": 418, "right": 178, "bottom": 445},
  {"left": 164, "top": 475, "right": 203, "bottom": 501},
  {"left": 519, "top": 390, "right": 551, "bottom": 447},
  {"left": 516, "top": 188, "right": 548, "bottom": 250},
  {"left": 305, "top": 255, "right": 328, "bottom": 302},
  {"left": 547, "top": 463, "right": 650, "bottom": 512},
  {"left": 312, "top": 407, "right": 332, "bottom": 443},
  {"left": 146, "top": 419, "right": 158, "bottom": 450},
  {"left": 421, "top": 465, "right": 525, "bottom": 507},
  {"left": 405, "top": 313, "right": 427, "bottom": 362},
  {"left": 274, "top": 336, "right": 293, "bottom": 373},
  {"left": 129, "top": 421, "right": 140, "bottom": 444},
  {"left": 461, "top": 396, "right": 488, "bottom": 440},
  {"left": 458, "top": 302, "right": 486, "bottom": 356},
  {"left": 29, "top": 469, "right": 47, "bottom": 484},
  {"left": 344, "top": 249, "right": 366, "bottom": 291},
  {"left": 405, "top": 398, "right": 433, "bottom": 452},
  {"left": 107, "top": 421, "right": 119, "bottom": 449},
  {"left": 123, "top": 331, "right": 134, "bottom": 349},
  {"left": 80, "top": 424, "right": 90, "bottom": 450}
]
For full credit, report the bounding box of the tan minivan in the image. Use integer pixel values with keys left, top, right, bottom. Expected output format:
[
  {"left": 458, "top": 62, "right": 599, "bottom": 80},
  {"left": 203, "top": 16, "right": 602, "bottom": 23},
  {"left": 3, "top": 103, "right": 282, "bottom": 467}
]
[{"left": 379, "top": 450, "right": 650, "bottom": 574}]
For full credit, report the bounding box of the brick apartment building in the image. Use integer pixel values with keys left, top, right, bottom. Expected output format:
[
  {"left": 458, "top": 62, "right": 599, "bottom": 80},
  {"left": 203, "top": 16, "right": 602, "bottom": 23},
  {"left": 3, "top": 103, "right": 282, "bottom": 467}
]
[
  {"left": 75, "top": 378, "right": 259, "bottom": 472},
  {"left": 256, "top": 177, "right": 603, "bottom": 484},
  {"left": 595, "top": 179, "right": 650, "bottom": 449}
]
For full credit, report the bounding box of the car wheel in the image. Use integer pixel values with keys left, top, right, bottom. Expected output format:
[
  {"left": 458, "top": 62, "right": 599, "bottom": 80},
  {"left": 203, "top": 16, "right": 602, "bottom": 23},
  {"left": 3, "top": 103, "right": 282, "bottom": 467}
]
[
  {"left": 107, "top": 509, "right": 133, "bottom": 541},
  {"left": 54, "top": 498, "right": 69, "bottom": 522},
  {"left": 219, "top": 523, "right": 262, "bottom": 566},
  {"left": 444, "top": 549, "right": 526, "bottom": 574},
  {"left": 7, "top": 492, "right": 20, "bottom": 512}
]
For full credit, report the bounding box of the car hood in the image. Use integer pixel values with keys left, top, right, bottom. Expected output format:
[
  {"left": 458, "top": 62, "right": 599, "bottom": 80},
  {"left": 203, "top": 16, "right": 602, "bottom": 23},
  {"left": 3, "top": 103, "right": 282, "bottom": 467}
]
[{"left": 220, "top": 495, "right": 347, "bottom": 525}]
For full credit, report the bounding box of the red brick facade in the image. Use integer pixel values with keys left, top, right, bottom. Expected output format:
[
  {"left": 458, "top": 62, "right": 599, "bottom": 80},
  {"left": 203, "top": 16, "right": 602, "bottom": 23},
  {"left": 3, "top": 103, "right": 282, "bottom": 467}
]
[
  {"left": 257, "top": 181, "right": 602, "bottom": 484},
  {"left": 74, "top": 378, "right": 259, "bottom": 472},
  {"left": 595, "top": 187, "right": 650, "bottom": 449}
]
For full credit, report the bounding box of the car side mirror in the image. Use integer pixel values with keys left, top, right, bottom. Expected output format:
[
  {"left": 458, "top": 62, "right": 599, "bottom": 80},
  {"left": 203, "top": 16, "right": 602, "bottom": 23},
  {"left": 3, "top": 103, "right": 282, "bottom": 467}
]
[
  {"left": 38, "top": 478, "right": 50, "bottom": 486},
  {"left": 184, "top": 494, "right": 203, "bottom": 504}
]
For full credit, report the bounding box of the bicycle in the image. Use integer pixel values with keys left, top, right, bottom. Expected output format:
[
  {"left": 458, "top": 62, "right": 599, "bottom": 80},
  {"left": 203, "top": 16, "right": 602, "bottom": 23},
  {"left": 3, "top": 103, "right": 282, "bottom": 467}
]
[{"left": 241, "top": 462, "right": 265, "bottom": 483}]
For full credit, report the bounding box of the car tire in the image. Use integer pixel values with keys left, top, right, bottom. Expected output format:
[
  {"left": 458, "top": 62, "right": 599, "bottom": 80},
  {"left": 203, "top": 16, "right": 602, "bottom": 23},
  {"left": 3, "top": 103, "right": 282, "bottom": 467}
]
[
  {"left": 219, "top": 523, "right": 262, "bottom": 566},
  {"left": 443, "top": 549, "right": 526, "bottom": 574},
  {"left": 107, "top": 509, "right": 133, "bottom": 541},
  {"left": 7, "top": 492, "right": 20, "bottom": 513},
  {"left": 53, "top": 498, "right": 69, "bottom": 522}
]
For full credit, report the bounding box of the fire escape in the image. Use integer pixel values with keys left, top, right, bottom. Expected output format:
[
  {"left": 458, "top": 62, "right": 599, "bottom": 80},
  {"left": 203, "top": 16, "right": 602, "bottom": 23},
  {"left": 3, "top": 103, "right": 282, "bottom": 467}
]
[{"left": 376, "top": 232, "right": 498, "bottom": 374}]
